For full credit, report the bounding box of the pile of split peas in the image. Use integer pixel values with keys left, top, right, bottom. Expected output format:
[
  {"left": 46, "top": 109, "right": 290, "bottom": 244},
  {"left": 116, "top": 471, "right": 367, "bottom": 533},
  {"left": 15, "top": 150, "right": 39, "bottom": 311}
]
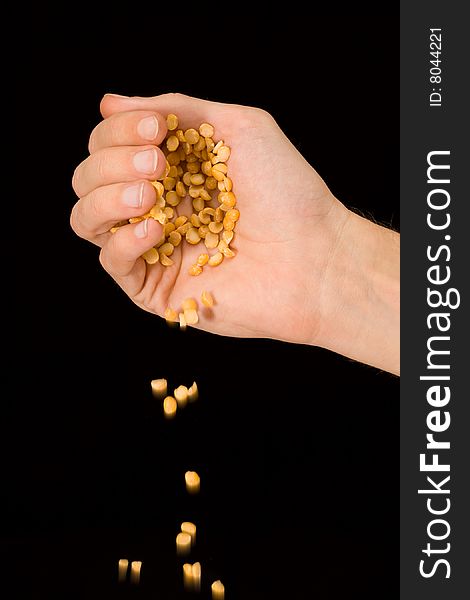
[{"left": 111, "top": 114, "right": 238, "bottom": 328}]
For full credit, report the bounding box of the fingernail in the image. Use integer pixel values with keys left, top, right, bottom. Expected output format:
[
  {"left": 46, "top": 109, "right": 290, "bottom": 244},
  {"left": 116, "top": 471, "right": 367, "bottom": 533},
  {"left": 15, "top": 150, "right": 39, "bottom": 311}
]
[
  {"left": 105, "top": 93, "right": 129, "bottom": 98},
  {"left": 137, "top": 116, "right": 159, "bottom": 141},
  {"left": 122, "top": 182, "right": 144, "bottom": 208},
  {"left": 133, "top": 148, "right": 158, "bottom": 174},
  {"left": 134, "top": 219, "right": 149, "bottom": 239}
]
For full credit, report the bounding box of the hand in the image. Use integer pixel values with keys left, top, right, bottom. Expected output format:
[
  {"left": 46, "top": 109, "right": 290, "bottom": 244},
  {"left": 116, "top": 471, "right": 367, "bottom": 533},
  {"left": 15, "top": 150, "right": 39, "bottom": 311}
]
[
  {"left": 71, "top": 93, "right": 399, "bottom": 374},
  {"left": 71, "top": 93, "right": 345, "bottom": 341}
]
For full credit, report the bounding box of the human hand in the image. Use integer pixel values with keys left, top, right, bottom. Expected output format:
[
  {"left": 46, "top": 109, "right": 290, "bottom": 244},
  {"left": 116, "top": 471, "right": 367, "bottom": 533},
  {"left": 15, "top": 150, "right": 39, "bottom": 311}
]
[{"left": 71, "top": 93, "right": 399, "bottom": 373}]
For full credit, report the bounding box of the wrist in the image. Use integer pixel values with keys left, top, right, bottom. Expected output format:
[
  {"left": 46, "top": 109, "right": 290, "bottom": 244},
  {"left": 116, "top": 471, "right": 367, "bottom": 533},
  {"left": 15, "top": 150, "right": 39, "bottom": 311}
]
[{"left": 312, "top": 203, "right": 400, "bottom": 374}]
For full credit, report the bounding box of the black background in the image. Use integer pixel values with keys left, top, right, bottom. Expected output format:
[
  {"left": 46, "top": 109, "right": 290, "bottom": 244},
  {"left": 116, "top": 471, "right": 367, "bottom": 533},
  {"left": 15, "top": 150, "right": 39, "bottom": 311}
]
[{"left": 11, "top": 10, "right": 399, "bottom": 600}]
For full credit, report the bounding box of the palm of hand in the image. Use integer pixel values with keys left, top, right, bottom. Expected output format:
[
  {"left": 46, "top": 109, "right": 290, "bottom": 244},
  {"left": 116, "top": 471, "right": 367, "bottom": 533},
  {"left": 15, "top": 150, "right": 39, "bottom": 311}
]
[{"left": 131, "top": 109, "right": 338, "bottom": 343}]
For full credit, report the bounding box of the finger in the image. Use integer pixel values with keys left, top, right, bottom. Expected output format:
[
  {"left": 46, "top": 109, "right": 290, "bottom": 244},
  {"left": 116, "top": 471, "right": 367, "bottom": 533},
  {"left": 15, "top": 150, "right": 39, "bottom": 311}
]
[
  {"left": 99, "top": 218, "right": 163, "bottom": 292},
  {"left": 70, "top": 180, "right": 157, "bottom": 244},
  {"left": 100, "top": 92, "right": 229, "bottom": 131},
  {"left": 88, "top": 110, "right": 168, "bottom": 153},
  {"left": 72, "top": 144, "right": 165, "bottom": 198}
]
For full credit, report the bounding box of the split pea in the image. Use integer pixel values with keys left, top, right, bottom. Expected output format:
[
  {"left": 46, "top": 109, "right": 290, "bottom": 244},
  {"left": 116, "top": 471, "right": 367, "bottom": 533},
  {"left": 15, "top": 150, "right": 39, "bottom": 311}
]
[
  {"left": 174, "top": 385, "right": 189, "bottom": 407},
  {"left": 185, "top": 471, "right": 200, "bottom": 494},
  {"left": 212, "top": 580, "right": 225, "bottom": 600},
  {"left": 176, "top": 532, "right": 191, "bottom": 556},
  {"left": 189, "top": 264, "right": 203, "bottom": 276},
  {"left": 186, "top": 228, "right": 201, "bottom": 245},
  {"left": 166, "top": 135, "right": 179, "bottom": 152},
  {"left": 201, "top": 290, "right": 214, "bottom": 307},
  {"left": 199, "top": 123, "right": 214, "bottom": 138},
  {"left": 142, "top": 248, "right": 159, "bottom": 264},
  {"left": 185, "top": 128, "right": 200, "bottom": 144},
  {"left": 151, "top": 378, "right": 167, "bottom": 398},
  {"left": 164, "top": 307, "right": 178, "bottom": 323},
  {"left": 204, "top": 232, "right": 219, "bottom": 249},
  {"left": 208, "top": 252, "right": 224, "bottom": 266},
  {"left": 163, "top": 396, "right": 177, "bottom": 419},
  {"left": 188, "top": 382, "right": 198, "bottom": 401},
  {"left": 166, "top": 114, "right": 179, "bottom": 130},
  {"left": 184, "top": 309, "right": 199, "bottom": 325},
  {"left": 168, "top": 231, "right": 182, "bottom": 246}
]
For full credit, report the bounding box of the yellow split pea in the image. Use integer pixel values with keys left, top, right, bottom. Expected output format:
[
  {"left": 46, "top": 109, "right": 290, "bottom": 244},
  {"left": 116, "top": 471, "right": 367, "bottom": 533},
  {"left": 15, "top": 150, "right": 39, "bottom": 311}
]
[
  {"left": 185, "top": 471, "right": 200, "bottom": 494},
  {"left": 151, "top": 378, "right": 167, "bottom": 398},
  {"left": 176, "top": 532, "right": 191, "bottom": 556},
  {"left": 183, "top": 562, "right": 201, "bottom": 592},
  {"left": 212, "top": 580, "right": 225, "bottom": 599},
  {"left": 163, "top": 396, "right": 177, "bottom": 419},
  {"left": 201, "top": 291, "right": 214, "bottom": 307},
  {"left": 174, "top": 385, "right": 189, "bottom": 408}
]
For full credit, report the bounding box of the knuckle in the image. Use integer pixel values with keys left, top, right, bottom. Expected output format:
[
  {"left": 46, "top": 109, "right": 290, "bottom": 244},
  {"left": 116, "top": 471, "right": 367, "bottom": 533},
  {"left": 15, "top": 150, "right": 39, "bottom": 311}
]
[
  {"left": 249, "top": 105, "right": 274, "bottom": 124},
  {"left": 70, "top": 190, "right": 102, "bottom": 240},
  {"left": 69, "top": 203, "right": 84, "bottom": 238},
  {"left": 98, "top": 246, "right": 106, "bottom": 267},
  {"left": 88, "top": 130, "right": 97, "bottom": 154},
  {"left": 99, "top": 235, "right": 123, "bottom": 277},
  {"left": 71, "top": 165, "right": 82, "bottom": 196},
  {"left": 161, "top": 92, "right": 186, "bottom": 103},
  {"left": 227, "top": 105, "right": 274, "bottom": 130},
  {"left": 102, "top": 115, "right": 121, "bottom": 145},
  {"left": 87, "top": 190, "right": 102, "bottom": 222},
  {"left": 95, "top": 149, "right": 109, "bottom": 183},
  {"left": 88, "top": 115, "right": 118, "bottom": 154},
  {"left": 99, "top": 245, "right": 111, "bottom": 272}
]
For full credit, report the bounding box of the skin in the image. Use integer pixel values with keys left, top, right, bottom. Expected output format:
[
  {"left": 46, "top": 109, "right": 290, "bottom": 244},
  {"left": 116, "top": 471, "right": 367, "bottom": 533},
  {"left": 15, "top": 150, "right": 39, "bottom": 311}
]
[{"left": 71, "top": 93, "right": 400, "bottom": 375}]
